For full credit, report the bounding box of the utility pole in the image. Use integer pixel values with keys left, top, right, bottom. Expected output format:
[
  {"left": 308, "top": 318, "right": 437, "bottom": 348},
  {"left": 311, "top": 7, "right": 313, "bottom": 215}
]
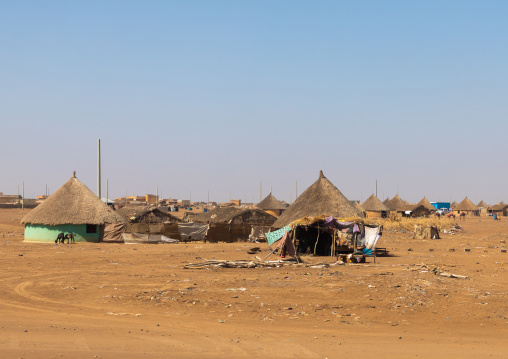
[
  {"left": 375, "top": 179, "right": 378, "bottom": 198},
  {"left": 22, "top": 182, "right": 24, "bottom": 210},
  {"left": 97, "top": 139, "right": 101, "bottom": 199}
]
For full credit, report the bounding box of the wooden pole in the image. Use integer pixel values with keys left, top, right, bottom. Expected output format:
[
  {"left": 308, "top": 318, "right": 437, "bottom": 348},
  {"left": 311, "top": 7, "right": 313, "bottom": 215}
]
[{"left": 97, "top": 139, "right": 101, "bottom": 199}]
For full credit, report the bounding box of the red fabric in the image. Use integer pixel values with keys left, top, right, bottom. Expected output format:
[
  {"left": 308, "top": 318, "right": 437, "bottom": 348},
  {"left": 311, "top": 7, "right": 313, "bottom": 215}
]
[{"left": 277, "top": 231, "right": 296, "bottom": 257}]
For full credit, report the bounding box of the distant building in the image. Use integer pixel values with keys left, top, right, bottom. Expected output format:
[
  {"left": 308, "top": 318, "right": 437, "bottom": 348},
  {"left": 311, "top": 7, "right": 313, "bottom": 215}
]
[{"left": 430, "top": 202, "right": 451, "bottom": 210}]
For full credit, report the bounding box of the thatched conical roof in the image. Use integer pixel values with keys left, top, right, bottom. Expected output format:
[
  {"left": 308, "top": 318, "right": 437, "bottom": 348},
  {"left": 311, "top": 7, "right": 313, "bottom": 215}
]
[
  {"left": 385, "top": 195, "right": 406, "bottom": 211},
  {"left": 116, "top": 206, "right": 182, "bottom": 223},
  {"left": 382, "top": 197, "right": 390, "bottom": 206},
  {"left": 477, "top": 200, "right": 488, "bottom": 208},
  {"left": 451, "top": 201, "right": 458, "bottom": 208},
  {"left": 417, "top": 197, "right": 436, "bottom": 212},
  {"left": 256, "top": 193, "right": 286, "bottom": 210},
  {"left": 454, "top": 197, "right": 479, "bottom": 211},
  {"left": 353, "top": 201, "right": 365, "bottom": 215},
  {"left": 21, "top": 172, "right": 125, "bottom": 225},
  {"left": 361, "top": 194, "right": 390, "bottom": 212},
  {"left": 273, "top": 171, "right": 363, "bottom": 228},
  {"left": 192, "top": 206, "right": 276, "bottom": 224}
]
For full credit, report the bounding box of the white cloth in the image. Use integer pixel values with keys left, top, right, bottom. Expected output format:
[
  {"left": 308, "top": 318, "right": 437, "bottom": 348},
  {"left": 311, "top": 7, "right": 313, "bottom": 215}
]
[{"left": 364, "top": 227, "right": 381, "bottom": 249}]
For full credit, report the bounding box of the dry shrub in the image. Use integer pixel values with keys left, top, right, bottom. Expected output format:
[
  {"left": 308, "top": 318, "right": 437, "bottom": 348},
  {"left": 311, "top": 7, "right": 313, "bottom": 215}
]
[{"left": 366, "top": 217, "right": 456, "bottom": 232}]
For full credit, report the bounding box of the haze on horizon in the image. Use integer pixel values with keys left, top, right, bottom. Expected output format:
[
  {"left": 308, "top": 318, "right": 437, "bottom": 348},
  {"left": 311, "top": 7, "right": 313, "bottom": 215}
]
[{"left": 1, "top": 1, "right": 507, "bottom": 205}]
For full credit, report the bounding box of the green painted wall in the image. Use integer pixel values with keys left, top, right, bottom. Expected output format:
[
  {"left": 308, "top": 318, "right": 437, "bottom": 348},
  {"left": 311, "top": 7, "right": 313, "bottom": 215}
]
[{"left": 24, "top": 224, "right": 101, "bottom": 243}]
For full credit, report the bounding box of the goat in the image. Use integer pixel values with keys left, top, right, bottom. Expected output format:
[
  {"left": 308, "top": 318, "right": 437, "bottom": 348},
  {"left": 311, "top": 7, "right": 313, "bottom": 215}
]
[
  {"left": 65, "top": 233, "right": 75, "bottom": 244},
  {"left": 55, "top": 232, "right": 65, "bottom": 243}
]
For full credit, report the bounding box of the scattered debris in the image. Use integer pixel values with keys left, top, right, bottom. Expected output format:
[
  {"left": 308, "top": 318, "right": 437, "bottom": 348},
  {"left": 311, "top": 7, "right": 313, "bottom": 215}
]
[{"left": 406, "top": 264, "right": 468, "bottom": 279}]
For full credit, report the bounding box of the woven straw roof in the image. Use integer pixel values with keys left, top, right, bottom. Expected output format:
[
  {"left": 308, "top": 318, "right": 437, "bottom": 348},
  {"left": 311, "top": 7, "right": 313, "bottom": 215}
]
[
  {"left": 451, "top": 201, "right": 458, "bottom": 208},
  {"left": 477, "top": 200, "right": 488, "bottom": 208},
  {"left": 21, "top": 173, "right": 125, "bottom": 225},
  {"left": 116, "top": 206, "right": 182, "bottom": 223},
  {"left": 396, "top": 204, "right": 418, "bottom": 212},
  {"left": 454, "top": 197, "right": 479, "bottom": 211},
  {"left": 361, "top": 194, "right": 390, "bottom": 212},
  {"left": 489, "top": 203, "right": 508, "bottom": 211},
  {"left": 417, "top": 197, "right": 436, "bottom": 211},
  {"left": 353, "top": 201, "right": 365, "bottom": 215},
  {"left": 385, "top": 195, "right": 406, "bottom": 211},
  {"left": 192, "top": 206, "right": 276, "bottom": 224},
  {"left": 273, "top": 171, "right": 363, "bottom": 228},
  {"left": 256, "top": 193, "right": 286, "bottom": 210},
  {"left": 382, "top": 197, "right": 390, "bottom": 206}
]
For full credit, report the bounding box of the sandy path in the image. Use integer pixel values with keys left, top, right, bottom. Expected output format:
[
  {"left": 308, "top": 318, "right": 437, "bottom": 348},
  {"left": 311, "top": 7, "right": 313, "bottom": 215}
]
[{"left": 0, "top": 209, "right": 506, "bottom": 358}]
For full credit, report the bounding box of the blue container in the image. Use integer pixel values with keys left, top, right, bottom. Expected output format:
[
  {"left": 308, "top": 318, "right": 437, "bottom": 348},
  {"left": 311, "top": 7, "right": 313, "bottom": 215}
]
[
  {"left": 494, "top": 214, "right": 498, "bottom": 220},
  {"left": 204, "top": 208, "right": 209, "bottom": 213}
]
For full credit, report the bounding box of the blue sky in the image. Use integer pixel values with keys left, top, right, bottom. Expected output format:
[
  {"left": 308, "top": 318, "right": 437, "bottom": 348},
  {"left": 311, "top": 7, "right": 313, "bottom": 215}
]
[{"left": 1, "top": 1, "right": 507, "bottom": 204}]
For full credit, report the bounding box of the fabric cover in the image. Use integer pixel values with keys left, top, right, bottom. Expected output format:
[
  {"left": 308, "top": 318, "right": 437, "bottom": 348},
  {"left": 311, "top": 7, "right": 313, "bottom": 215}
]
[
  {"left": 249, "top": 226, "right": 271, "bottom": 242},
  {"left": 122, "top": 232, "right": 160, "bottom": 244},
  {"left": 364, "top": 227, "right": 381, "bottom": 249},
  {"left": 178, "top": 222, "right": 209, "bottom": 241},
  {"left": 102, "top": 222, "right": 126, "bottom": 243},
  {"left": 161, "top": 235, "right": 179, "bottom": 244},
  {"left": 266, "top": 226, "right": 291, "bottom": 245}
]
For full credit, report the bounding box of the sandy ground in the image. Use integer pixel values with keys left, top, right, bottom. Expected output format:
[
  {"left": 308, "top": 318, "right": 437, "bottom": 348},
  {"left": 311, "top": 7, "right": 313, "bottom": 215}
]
[{"left": 0, "top": 208, "right": 506, "bottom": 359}]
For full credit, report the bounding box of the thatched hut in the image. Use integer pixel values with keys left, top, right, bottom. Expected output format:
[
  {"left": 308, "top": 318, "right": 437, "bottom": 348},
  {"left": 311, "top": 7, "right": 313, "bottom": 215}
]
[
  {"left": 353, "top": 201, "right": 365, "bottom": 217},
  {"left": 21, "top": 172, "right": 125, "bottom": 243},
  {"left": 385, "top": 195, "right": 406, "bottom": 212},
  {"left": 417, "top": 197, "right": 436, "bottom": 213},
  {"left": 193, "top": 207, "right": 276, "bottom": 242},
  {"left": 360, "top": 194, "right": 389, "bottom": 218},
  {"left": 477, "top": 200, "right": 489, "bottom": 216},
  {"left": 450, "top": 201, "right": 458, "bottom": 209},
  {"left": 487, "top": 202, "right": 508, "bottom": 217},
  {"left": 256, "top": 193, "right": 286, "bottom": 217},
  {"left": 453, "top": 197, "right": 479, "bottom": 216},
  {"left": 273, "top": 170, "right": 363, "bottom": 228}
]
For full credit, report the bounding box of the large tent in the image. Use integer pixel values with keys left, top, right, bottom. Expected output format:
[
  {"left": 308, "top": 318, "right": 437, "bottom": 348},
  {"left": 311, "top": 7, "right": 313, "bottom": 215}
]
[
  {"left": 273, "top": 171, "right": 363, "bottom": 228},
  {"left": 396, "top": 204, "right": 433, "bottom": 218},
  {"left": 193, "top": 207, "right": 277, "bottom": 242},
  {"left": 21, "top": 172, "right": 125, "bottom": 242},
  {"left": 361, "top": 194, "right": 389, "bottom": 218}
]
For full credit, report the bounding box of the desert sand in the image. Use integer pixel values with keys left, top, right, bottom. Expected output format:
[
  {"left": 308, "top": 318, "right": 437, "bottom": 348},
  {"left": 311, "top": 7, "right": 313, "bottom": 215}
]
[{"left": 0, "top": 208, "right": 506, "bottom": 358}]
